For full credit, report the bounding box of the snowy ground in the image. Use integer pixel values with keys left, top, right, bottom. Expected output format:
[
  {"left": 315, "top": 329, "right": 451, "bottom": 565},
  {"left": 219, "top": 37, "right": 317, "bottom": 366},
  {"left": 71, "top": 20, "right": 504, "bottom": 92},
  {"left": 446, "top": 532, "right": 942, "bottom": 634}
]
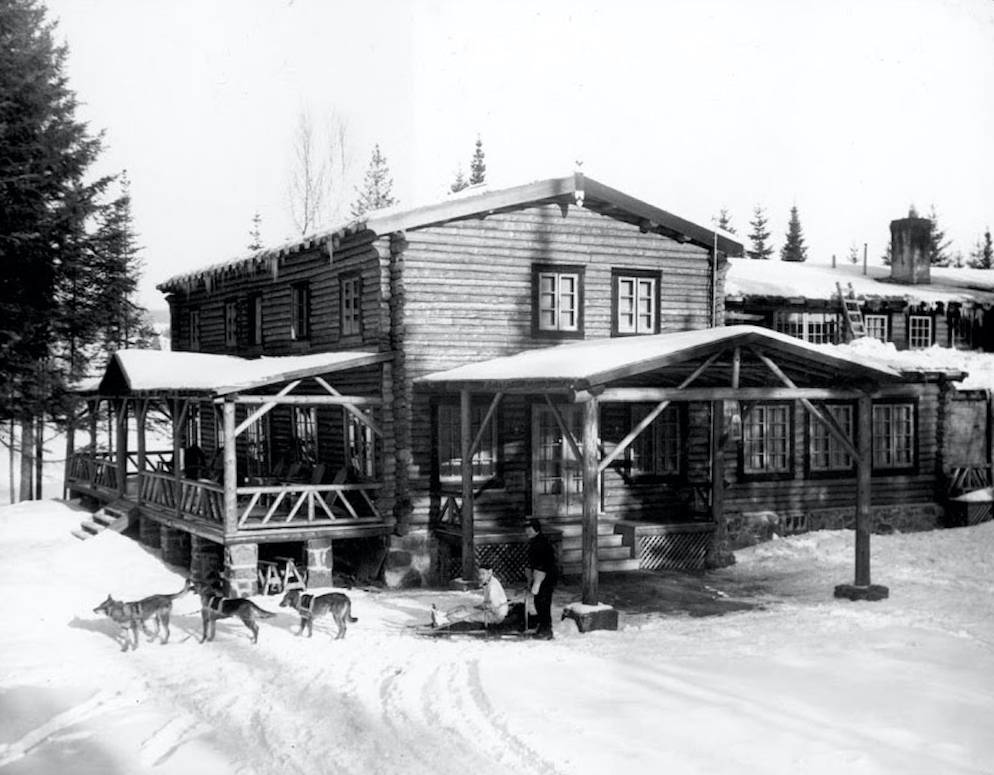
[{"left": 1, "top": 496, "right": 992, "bottom": 775}]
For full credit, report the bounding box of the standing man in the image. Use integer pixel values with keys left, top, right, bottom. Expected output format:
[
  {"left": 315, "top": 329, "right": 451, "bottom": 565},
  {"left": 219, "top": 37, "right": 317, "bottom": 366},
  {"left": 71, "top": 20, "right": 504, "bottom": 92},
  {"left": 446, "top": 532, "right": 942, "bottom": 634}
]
[{"left": 525, "top": 517, "right": 558, "bottom": 640}]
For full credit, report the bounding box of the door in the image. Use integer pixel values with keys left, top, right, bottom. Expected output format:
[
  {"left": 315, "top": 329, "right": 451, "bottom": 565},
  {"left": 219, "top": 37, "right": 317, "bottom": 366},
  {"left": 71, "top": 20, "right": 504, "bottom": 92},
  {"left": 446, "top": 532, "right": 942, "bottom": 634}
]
[{"left": 531, "top": 404, "right": 584, "bottom": 518}]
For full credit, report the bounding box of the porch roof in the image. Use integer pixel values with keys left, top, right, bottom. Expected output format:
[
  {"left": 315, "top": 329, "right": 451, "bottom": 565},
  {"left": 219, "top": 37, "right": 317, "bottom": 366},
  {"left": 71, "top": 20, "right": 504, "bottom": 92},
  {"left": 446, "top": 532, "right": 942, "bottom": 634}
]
[
  {"left": 416, "top": 325, "right": 906, "bottom": 395},
  {"left": 93, "top": 349, "right": 390, "bottom": 397}
]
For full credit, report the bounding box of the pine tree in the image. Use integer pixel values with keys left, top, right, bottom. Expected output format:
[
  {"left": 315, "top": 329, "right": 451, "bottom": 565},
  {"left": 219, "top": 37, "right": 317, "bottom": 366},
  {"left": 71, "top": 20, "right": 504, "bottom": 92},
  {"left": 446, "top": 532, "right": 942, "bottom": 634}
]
[
  {"left": 450, "top": 167, "right": 468, "bottom": 194},
  {"left": 927, "top": 205, "right": 952, "bottom": 267},
  {"left": 350, "top": 144, "right": 397, "bottom": 218},
  {"left": 967, "top": 228, "right": 994, "bottom": 269},
  {"left": 248, "top": 212, "right": 263, "bottom": 251},
  {"left": 747, "top": 206, "right": 773, "bottom": 260},
  {"left": 848, "top": 243, "right": 860, "bottom": 265},
  {"left": 780, "top": 206, "right": 808, "bottom": 262},
  {"left": 469, "top": 136, "right": 486, "bottom": 186},
  {"left": 716, "top": 208, "right": 735, "bottom": 234}
]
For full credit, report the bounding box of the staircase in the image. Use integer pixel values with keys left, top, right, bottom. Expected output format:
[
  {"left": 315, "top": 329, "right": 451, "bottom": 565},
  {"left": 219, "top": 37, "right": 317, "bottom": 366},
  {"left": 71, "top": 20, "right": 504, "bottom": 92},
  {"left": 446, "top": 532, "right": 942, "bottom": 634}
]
[
  {"left": 836, "top": 282, "right": 866, "bottom": 341},
  {"left": 558, "top": 517, "right": 641, "bottom": 576},
  {"left": 72, "top": 498, "right": 137, "bottom": 541}
]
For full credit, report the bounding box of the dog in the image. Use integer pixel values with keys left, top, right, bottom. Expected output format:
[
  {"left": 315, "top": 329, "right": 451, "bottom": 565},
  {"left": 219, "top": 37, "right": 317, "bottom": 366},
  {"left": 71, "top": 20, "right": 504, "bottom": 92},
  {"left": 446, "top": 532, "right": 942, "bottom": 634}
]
[
  {"left": 192, "top": 579, "right": 275, "bottom": 644},
  {"left": 92, "top": 580, "right": 192, "bottom": 651},
  {"left": 279, "top": 587, "right": 357, "bottom": 640}
]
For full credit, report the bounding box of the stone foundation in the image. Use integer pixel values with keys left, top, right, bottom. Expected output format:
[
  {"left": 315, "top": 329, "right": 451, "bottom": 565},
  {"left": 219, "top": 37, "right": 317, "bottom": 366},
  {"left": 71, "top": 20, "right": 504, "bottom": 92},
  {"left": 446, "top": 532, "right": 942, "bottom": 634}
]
[
  {"left": 305, "top": 537, "right": 334, "bottom": 587},
  {"left": 190, "top": 535, "right": 224, "bottom": 582},
  {"left": 138, "top": 516, "right": 161, "bottom": 549},
  {"left": 226, "top": 543, "right": 259, "bottom": 598},
  {"left": 159, "top": 526, "right": 191, "bottom": 569},
  {"left": 382, "top": 532, "right": 433, "bottom": 588}
]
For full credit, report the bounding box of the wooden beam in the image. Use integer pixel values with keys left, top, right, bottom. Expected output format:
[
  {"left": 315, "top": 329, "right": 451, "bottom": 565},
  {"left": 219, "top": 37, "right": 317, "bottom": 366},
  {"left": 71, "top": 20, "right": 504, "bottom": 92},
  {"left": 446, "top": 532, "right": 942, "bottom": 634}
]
[
  {"left": 582, "top": 397, "right": 600, "bottom": 605},
  {"left": 599, "top": 386, "right": 867, "bottom": 403},
  {"left": 234, "top": 380, "right": 302, "bottom": 437},
  {"left": 598, "top": 401, "right": 671, "bottom": 475},
  {"left": 314, "top": 376, "right": 384, "bottom": 438},
  {"left": 230, "top": 394, "right": 382, "bottom": 407},
  {"left": 461, "top": 390, "right": 476, "bottom": 582},
  {"left": 543, "top": 395, "right": 583, "bottom": 464},
  {"left": 855, "top": 393, "right": 872, "bottom": 586},
  {"left": 223, "top": 401, "right": 238, "bottom": 537},
  {"left": 468, "top": 393, "right": 503, "bottom": 460}
]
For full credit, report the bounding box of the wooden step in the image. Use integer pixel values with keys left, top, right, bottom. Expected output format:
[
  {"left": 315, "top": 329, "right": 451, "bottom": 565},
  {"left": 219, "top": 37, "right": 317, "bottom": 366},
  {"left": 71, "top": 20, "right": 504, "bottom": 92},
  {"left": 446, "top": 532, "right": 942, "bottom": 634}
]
[
  {"left": 71, "top": 529, "right": 90, "bottom": 541},
  {"left": 562, "top": 557, "right": 641, "bottom": 575},
  {"left": 561, "top": 544, "right": 635, "bottom": 564}
]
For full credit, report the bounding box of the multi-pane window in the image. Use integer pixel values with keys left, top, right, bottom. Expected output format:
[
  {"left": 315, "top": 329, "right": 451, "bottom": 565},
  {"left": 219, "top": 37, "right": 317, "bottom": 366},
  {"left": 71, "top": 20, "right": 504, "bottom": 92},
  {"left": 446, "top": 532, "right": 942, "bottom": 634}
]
[
  {"left": 185, "top": 404, "right": 202, "bottom": 448},
  {"left": 742, "top": 403, "right": 792, "bottom": 475},
  {"left": 346, "top": 410, "right": 376, "bottom": 479},
  {"left": 774, "top": 311, "right": 839, "bottom": 344},
  {"left": 872, "top": 403, "right": 915, "bottom": 470},
  {"left": 291, "top": 283, "right": 311, "bottom": 340},
  {"left": 342, "top": 275, "right": 361, "bottom": 337},
  {"left": 863, "top": 314, "right": 889, "bottom": 342},
  {"left": 908, "top": 315, "right": 933, "bottom": 349},
  {"left": 292, "top": 407, "right": 318, "bottom": 465},
  {"left": 629, "top": 404, "right": 681, "bottom": 476},
  {"left": 248, "top": 294, "right": 263, "bottom": 346},
  {"left": 535, "top": 267, "right": 581, "bottom": 333},
  {"left": 244, "top": 415, "right": 270, "bottom": 478},
  {"left": 224, "top": 300, "right": 238, "bottom": 348},
  {"left": 615, "top": 274, "right": 657, "bottom": 335},
  {"left": 809, "top": 404, "right": 854, "bottom": 473},
  {"left": 437, "top": 403, "right": 498, "bottom": 480},
  {"left": 189, "top": 310, "right": 201, "bottom": 350}
]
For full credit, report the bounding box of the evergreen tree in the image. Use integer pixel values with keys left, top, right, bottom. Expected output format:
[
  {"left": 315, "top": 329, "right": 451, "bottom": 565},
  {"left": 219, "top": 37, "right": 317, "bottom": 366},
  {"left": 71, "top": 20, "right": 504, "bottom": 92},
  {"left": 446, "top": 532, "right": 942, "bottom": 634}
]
[
  {"left": 848, "top": 243, "right": 860, "bottom": 265},
  {"left": 780, "top": 205, "right": 808, "bottom": 262},
  {"left": 248, "top": 211, "right": 263, "bottom": 251},
  {"left": 450, "top": 167, "right": 468, "bottom": 194},
  {"left": 350, "top": 144, "right": 397, "bottom": 218},
  {"left": 926, "top": 205, "right": 952, "bottom": 267},
  {"left": 468, "top": 136, "right": 486, "bottom": 186},
  {"left": 967, "top": 228, "right": 994, "bottom": 269},
  {"left": 716, "top": 208, "right": 735, "bottom": 234},
  {"left": 747, "top": 206, "right": 773, "bottom": 260}
]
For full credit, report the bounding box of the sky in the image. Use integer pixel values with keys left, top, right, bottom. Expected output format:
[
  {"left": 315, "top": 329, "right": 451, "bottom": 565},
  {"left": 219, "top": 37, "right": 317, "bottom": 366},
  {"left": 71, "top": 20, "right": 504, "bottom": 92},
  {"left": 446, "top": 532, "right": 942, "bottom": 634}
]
[{"left": 42, "top": 0, "right": 994, "bottom": 310}]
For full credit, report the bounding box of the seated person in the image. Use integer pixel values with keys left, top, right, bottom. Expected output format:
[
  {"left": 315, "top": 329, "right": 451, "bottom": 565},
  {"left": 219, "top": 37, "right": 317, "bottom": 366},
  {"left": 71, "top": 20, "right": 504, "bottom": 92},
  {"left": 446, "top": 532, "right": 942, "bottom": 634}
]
[{"left": 431, "top": 565, "right": 508, "bottom": 628}]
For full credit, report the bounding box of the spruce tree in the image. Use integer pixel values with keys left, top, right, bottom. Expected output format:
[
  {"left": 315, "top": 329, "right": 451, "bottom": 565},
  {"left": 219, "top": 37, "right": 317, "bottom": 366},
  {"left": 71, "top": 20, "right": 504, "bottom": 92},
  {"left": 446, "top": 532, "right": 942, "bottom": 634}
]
[
  {"left": 469, "top": 136, "right": 486, "bottom": 186},
  {"left": 967, "top": 228, "right": 994, "bottom": 269},
  {"left": 350, "top": 144, "right": 397, "bottom": 218},
  {"left": 780, "top": 205, "right": 808, "bottom": 262},
  {"left": 747, "top": 206, "right": 773, "bottom": 260},
  {"left": 450, "top": 168, "right": 468, "bottom": 194},
  {"left": 248, "top": 212, "right": 263, "bottom": 251},
  {"left": 716, "top": 208, "right": 735, "bottom": 234},
  {"left": 927, "top": 205, "right": 952, "bottom": 266},
  {"left": 848, "top": 243, "right": 860, "bottom": 265}
]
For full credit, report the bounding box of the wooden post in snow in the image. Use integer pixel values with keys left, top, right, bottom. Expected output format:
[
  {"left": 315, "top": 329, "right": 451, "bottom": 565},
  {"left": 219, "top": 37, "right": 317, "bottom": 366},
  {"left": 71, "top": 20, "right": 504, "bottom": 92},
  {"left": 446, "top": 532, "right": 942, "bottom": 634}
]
[
  {"left": 115, "top": 399, "right": 128, "bottom": 498},
  {"left": 582, "top": 397, "right": 600, "bottom": 605},
  {"left": 460, "top": 389, "right": 475, "bottom": 582},
  {"left": 223, "top": 401, "right": 237, "bottom": 537}
]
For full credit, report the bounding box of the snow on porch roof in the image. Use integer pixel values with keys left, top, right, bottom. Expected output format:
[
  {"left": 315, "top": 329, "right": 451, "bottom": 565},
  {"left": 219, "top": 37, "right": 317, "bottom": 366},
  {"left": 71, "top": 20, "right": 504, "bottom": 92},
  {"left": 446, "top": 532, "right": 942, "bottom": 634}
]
[
  {"left": 416, "top": 325, "right": 905, "bottom": 393},
  {"left": 95, "top": 349, "right": 389, "bottom": 396}
]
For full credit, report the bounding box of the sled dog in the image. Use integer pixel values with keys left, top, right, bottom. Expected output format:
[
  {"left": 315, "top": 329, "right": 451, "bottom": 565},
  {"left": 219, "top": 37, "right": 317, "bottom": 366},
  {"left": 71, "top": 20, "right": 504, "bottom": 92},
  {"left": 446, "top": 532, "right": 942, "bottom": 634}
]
[
  {"left": 192, "top": 579, "right": 275, "bottom": 644},
  {"left": 280, "top": 588, "right": 357, "bottom": 640},
  {"left": 92, "top": 580, "right": 191, "bottom": 650}
]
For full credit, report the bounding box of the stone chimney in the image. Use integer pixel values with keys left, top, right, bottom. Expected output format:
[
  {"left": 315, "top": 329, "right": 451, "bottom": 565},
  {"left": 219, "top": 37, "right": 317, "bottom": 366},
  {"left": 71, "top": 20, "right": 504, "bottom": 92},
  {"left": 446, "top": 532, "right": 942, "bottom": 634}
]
[{"left": 889, "top": 217, "right": 931, "bottom": 285}]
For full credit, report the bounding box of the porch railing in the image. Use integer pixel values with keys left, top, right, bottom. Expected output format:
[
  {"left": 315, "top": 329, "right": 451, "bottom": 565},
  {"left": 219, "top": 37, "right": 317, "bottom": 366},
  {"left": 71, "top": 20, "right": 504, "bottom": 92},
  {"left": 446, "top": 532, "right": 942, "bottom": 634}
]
[{"left": 66, "top": 452, "right": 119, "bottom": 493}]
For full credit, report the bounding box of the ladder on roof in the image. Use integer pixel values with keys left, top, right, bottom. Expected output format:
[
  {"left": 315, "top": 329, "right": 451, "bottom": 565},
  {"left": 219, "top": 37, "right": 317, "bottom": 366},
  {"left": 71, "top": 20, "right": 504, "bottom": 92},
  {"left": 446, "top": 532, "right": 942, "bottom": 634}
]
[{"left": 836, "top": 282, "right": 866, "bottom": 340}]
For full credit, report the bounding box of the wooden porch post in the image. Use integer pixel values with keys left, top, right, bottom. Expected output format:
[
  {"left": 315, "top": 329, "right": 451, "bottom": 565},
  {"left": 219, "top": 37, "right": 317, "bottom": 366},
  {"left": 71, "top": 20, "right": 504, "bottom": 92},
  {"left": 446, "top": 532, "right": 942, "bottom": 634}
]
[
  {"left": 223, "top": 401, "right": 238, "bottom": 537},
  {"left": 855, "top": 393, "right": 872, "bottom": 586},
  {"left": 115, "top": 399, "right": 128, "bottom": 498},
  {"left": 136, "top": 399, "right": 147, "bottom": 506},
  {"left": 460, "top": 389, "right": 475, "bottom": 581},
  {"left": 172, "top": 398, "right": 182, "bottom": 522},
  {"left": 710, "top": 400, "right": 727, "bottom": 563},
  {"left": 582, "top": 397, "right": 600, "bottom": 605}
]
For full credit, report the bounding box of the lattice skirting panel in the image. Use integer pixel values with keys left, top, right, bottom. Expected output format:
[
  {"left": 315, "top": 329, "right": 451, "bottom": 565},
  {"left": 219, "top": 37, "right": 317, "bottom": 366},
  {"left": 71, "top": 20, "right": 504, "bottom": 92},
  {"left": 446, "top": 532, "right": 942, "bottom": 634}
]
[
  {"left": 444, "top": 544, "right": 530, "bottom": 584},
  {"left": 638, "top": 531, "right": 711, "bottom": 571}
]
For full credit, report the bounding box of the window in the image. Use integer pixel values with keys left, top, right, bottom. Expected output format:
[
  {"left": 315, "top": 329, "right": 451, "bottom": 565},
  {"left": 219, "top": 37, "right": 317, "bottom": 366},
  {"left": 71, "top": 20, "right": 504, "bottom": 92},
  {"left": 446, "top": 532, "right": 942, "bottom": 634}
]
[
  {"left": 534, "top": 265, "right": 583, "bottom": 336},
  {"left": 346, "top": 410, "right": 376, "bottom": 479},
  {"left": 774, "top": 311, "right": 839, "bottom": 344},
  {"left": 872, "top": 402, "right": 915, "bottom": 470},
  {"left": 291, "top": 283, "right": 311, "bottom": 341},
  {"left": 614, "top": 272, "right": 658, "bottom": 335},
  {"left": 189, "top": 310, "right": 200, "bottom": 350},
  {"left": 248, "top": 294, "right": 263, "bottom": 346},
  {"left": 629, "top": 404, "right": 681, "bottom": 477},
  {"left": 436, "top": 403, "right": 498, "bottom": 480},
  {"left": 244, "top": 415, "right": 270, "bottom": 478},
  {"left": 341, "top": 275, "right": 361, "bottom": 337},
  {"left": 742, "top": 403, "right": 792, "bottom": 476},
  {"left": 184, "top": 403, "right": 203, "bottom": 448},
  {"left": 224, "top": 300, "right": 238, "bottom": 348},
  {"left": 908, "top": 315, "right": 933, "bottom": 349},
  {"left": 863, "top": 314, "right": 889, "bottom": 342},
  {"left": 292, "top": 407, "right": 318, "bottom": 466},
  {"left": 809, "top": 403, "right": 854, "bottom": 473}
]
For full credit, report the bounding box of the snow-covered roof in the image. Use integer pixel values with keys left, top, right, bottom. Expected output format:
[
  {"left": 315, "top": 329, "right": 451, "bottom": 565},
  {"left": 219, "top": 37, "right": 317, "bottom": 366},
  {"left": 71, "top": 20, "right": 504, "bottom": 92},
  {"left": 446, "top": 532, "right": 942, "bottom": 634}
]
[
  {"left": 91, "top": 349, "right": 389, "bottom": 396},
  {"left": 417, "top": 325, "right": 904, "bottom": 393},
  {"left": 726, "top": 258, "right": 994, "bottom": 306},
  {"left": 157, "top": 173, "right": 744, "bottom": 295}
]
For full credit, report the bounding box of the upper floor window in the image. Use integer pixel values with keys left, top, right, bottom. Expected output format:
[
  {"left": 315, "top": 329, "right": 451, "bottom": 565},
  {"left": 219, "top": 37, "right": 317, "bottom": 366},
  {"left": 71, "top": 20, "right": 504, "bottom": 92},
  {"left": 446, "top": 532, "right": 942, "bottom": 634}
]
[
  {"left": 629, "top": 404, "right": 682, "bottom": 477},
  {"left": 292, "top": 407, "right": 318, "bottom": 466},
  {"left": 189, "top": 309, "right": 201, "bottom": 350},
  {"left": 774, "top": 311, "right": 839, "bottom": 344},
  {"left": 872, "top": 402, "right": 915, "bottom": 470},
  {"left": 863, "top": 314, "right": 889, "bottom": 342},
  {"left": 742, "top": 402, "right": 792, "bottom": 477},
  {"left": 436, "top": 402, "right": 498, "bottom": 481},
  {"left": 341, "top": 275, "right": 362, "bottom": 337},
  {"left": 613, "top": 271, "right": 659, "bottom": 335},
  {"left": 224, "top": 300, "right": 238, "bottom": 348},
  {"left": 808, "top": 403, "right": 854, "bottom": 474},
  {"left": 291, "top": 283, "right": 311, "bottom": 341},
  {"left": 908, "top": 315, "right": 933, "bottom": 349},
  {"left": 248, "top": 293, "right": 263, "bottom": 346},
  {"left": 533, "top": 264, "right": 583, "bottom": 337}
]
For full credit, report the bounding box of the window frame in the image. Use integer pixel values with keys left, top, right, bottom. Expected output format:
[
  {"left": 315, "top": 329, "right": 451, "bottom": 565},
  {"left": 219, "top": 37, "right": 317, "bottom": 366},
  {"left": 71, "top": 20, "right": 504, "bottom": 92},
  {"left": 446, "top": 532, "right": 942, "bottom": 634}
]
[
  {"left": 532, "top": 263, "right": 584, "bottom": 339},
  {"left": 627, "top": 403, "right": 684, "bottom": 481},
  {"left": 345, "top": 409, "right": 377, "bottom": 480},
  {"left": 863, "top": 314, "right": 889, "bottom": 342},
  {"left": 774, "top": 310, "right": 840, "bottom": 344},
  {"left": 341, "top": 274, "right": 362, "bottom": 338},
  {"left": 739, "top": 401, "right": 794, "bottom": 481},
  {"left": 907, "top": 314, "right": 933, "bottom": 349},
  {"left": 871, "top": 400, "right": 918, "bottom": 474},
  {"left": 292, "top": 406, "right": 319, "bottom": 466},
  {"left": 248, "top": 293, "right": 263, "bottom": 346},
  {"left": 188, "top": 309, "right": 201, "bottom": 350},
  {"left": 224, "top": 299, "right": 238, "bottom": 348},
  {"left": 291, "top": 282, "right": 311, "bottom": 341},
  {"left": 434, "top": 401, "right": 501, "bottom": 485},
  {"left": 612, "top": 269, "right": 660, "bottom": 336},
  {"left": 806, "top": 402, "right": 856, "bottom": 478}
]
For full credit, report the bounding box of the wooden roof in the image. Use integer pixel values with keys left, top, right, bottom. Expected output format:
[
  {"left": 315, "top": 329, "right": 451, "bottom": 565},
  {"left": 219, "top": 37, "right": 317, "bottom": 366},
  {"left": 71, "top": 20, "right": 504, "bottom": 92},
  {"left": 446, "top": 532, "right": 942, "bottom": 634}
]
[
  {"left": 157, "top": 173, "right": 744, "bottom": 295},
  {"left": 92, "top": 349, "right": 390, "bottom": 397},
  {"left": 416, "top": 325, "right": 906, "bottom": 396}
]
